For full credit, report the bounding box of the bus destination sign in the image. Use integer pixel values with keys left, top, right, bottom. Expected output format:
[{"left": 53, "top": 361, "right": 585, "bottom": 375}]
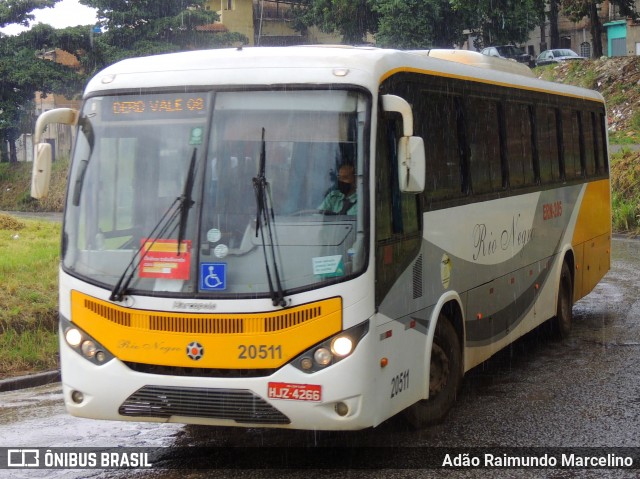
[{"left": 104, "top": 93, "right": 207, "bottom": 120}]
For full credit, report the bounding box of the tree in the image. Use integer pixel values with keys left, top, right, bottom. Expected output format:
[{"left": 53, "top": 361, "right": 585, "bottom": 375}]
[
  {"left": 372, "top": 0, "right": 466, "bottom": 49},
  {"left": 0, "top": 0, "right": 58, "bottom": 29},
  {"left": 0, "top": 1, "right": 85, "bottom": 163},
  {"left": 291, "top": 0, "right": 378, "bottom": 44},
  {"left": 79, "top": 0, "right": 247, "bottom": 70},
  {"left": 452, "top": 0, "right": 539, "bottom": 49}
]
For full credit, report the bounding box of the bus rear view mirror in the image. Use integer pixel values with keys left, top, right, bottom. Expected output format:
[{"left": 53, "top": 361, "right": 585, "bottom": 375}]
[
  {"left": 30, "top": 107, "right": 79, "bottom": 199},
  {"left": 381, "top": 94, "right": 426, "bottom": 194},
  {"left": 31, "top": 143, "right": 52, "bottom": 199},
  {"left": 398, "top": 136, "right": 425, "bottom": 193}
]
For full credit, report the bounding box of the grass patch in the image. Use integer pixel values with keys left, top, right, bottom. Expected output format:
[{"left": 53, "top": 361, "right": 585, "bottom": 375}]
[
  {"left": 0, "top": 215, "right": 60, "bottom": 378},
  {"left": 0, "top": 158, "right": 69, "bottom": 212},
  {"left": 0, "top": 329, "right": 59, "bottom": 377},
  {"left": 610, "top": 150, "right": 640, "bottom": 235}
]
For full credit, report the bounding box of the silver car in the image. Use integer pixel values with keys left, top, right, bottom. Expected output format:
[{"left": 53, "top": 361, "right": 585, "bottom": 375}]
[
  {"left": 480, "top": 45, "right": 533, "bottom": 66},
  {"left": 535, "top": 49, "right": 586, "bottom": 67}
]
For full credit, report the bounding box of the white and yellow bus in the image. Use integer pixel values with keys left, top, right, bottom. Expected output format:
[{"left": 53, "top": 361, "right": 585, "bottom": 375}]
[{"left": 32, "top": 46, "right": 610, "bottom": 430}]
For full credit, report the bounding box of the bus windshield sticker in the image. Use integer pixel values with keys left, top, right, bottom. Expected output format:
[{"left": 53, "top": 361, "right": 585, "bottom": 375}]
[
  {"left": 312, "top": 255, "right": 344, "bottom": 277},
  {"left": 206, "top": 228, "right": 222, "bottom": 243},
  {"left": 213, "top": 244, "right": 229, "bottom": 259},
  {"left": 189, "top": 127, "right": 204, "bottom": 145},
  {"left": 139, "top": 239, "right": 191, "bottom": 280},
  {"left": 200, "top": 263, "right": 227, "bottom": 291}
]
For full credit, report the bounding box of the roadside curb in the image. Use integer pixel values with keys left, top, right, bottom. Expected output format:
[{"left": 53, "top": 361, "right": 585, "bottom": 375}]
[{"left": 0, "top": 370, "right": 61, "bottom": 393}]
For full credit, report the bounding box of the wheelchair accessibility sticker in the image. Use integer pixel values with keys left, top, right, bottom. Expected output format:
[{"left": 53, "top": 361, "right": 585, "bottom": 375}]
[{"left": 200, "top": 263, "right": 226, "bottom": 291}]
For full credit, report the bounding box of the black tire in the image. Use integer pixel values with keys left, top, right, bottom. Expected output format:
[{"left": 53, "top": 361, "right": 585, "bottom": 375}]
[
  {"left": 551, "top": 261, "right": 573, "bottom": 339},
  {"left": 404, "top": 314, "right": 462, "bottom": 428}
]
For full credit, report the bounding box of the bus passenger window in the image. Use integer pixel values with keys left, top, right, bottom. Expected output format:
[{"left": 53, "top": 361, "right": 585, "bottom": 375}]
[
  {"left": 466, "top": 97, "right": 502, "bottom": 194},
  {"left": 597, "top": 113, "right": 609, "bottom": 173},
  {"left": 505, "top": 102, "right": 535, "bottom": 188},
  {"left": 582, "top": 111, "right": 597, "bottom": 177},
  {"left": 417, "top": 93, "right": 463, "bottom": 203},
  {"left": 536, "top": 106, "right": 561, "bottom": 184},
  {"left": 562, "top": 110, "right": 582, "bottom": 179}
]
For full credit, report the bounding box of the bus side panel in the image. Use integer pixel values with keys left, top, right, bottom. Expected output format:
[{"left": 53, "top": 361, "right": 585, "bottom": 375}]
[
  {"left": 571, "top": 179, "right": 612, "bottom": 301},
  {"left": 372, "top": 308, "right": 433, "bottom": 426}
]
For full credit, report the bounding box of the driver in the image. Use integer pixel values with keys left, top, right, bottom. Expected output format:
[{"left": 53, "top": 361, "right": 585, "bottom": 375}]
[{"left": 318, "top": 163, "right": 357, "bottom": 215}]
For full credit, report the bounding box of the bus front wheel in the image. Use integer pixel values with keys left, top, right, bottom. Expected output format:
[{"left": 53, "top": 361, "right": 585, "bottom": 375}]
[{"left": 404, "top": 314, "right": 461, "bottom": 428}]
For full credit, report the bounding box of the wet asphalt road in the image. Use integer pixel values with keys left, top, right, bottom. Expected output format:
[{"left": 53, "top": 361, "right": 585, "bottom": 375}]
[{"left": 1, "top": 237, "right": 639, "bottom": 479}]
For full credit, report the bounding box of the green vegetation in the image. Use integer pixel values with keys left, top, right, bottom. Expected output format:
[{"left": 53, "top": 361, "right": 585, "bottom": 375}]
[
  {"left": 610, "top": 149, "right": 640, "bottom": 232},
  {"left": 0, "top": 214, "right": 60, "bottom": 377},
  {"left": 0, "top": 158, "right": 69, "bottom": 212}
]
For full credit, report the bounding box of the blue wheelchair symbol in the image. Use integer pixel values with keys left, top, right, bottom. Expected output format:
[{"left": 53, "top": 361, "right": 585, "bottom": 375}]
[{"left": 200, "top": 263, "right": 226, "bottom": 291}]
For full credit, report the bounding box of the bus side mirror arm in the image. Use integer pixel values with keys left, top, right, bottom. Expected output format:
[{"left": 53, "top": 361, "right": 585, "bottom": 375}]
[
  {"left": 381, "top": 94, "right": 426, "bottom": 193},
  {"left": 31, "top": 108, "right": 79, "bottom": 199}
]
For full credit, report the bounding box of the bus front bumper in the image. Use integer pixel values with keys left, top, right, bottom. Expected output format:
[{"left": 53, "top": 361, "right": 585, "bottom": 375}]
[{"left": 59, "top": 323, "right": 378, "bottom": 431}]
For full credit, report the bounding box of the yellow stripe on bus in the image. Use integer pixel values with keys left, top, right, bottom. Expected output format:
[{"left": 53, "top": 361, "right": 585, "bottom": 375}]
[{"left": 70, "top": 291, "right": 342, "bottom": 369}]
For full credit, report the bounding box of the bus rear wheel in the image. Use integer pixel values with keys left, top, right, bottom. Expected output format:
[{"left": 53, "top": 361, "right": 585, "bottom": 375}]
[
  {"left": 404, "top": 314, "right": 461, "bottom": 428},
  {"left": 551, "top": 261, "right": 573, "bottom": 339}
]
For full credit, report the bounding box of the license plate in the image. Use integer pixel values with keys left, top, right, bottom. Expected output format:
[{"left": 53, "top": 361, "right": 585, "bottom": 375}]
[{"left": 268, "top": 382, "right": 322, "bottom": 402}]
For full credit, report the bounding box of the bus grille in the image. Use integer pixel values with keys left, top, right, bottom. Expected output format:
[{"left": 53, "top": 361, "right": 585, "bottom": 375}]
[
  {"left": 119, "top": 386, "right": 290, "bottom": 424},
  {"left": 81, "top": 296, "right": 324, "bottom": 334}
]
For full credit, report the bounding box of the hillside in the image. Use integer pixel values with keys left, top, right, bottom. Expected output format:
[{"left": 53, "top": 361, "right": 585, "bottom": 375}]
[{"left": 536, "top": 56, "right": 640, "bottom": 144}]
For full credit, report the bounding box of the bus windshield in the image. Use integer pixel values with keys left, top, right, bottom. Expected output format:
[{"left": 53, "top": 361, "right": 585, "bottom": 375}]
[{"left": 62, "top": 89, "right": 369, "bottom": 299}]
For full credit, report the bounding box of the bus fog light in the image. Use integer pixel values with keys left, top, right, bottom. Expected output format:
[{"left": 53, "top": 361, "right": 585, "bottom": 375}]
[
  {"left": 300, "top": 357, "right": 313, "bottom": 370},
  {"left": 95, "top": 351, "right": 106, "bottom": 363},
  {"left": 332, "top": 336, "right": 353, "bottom": 357},
  {"left": 71, "top": 390, "right": 84, "bottom": 404},
  {"left": 335, "top": 402, "right": 349, "bottom": 416},
  {"left": 314, "top": 348, "right": 332, "bottom": 366},
  {"left": 65, "top": 328, "right": 82, "bottom": 347},
  {"left": 81, "top": 340, "right": 97, "bottom": 358}
]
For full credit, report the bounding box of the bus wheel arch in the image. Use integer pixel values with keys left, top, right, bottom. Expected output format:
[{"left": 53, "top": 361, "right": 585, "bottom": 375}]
[{"left": 404, "top": 302, "right": 463, "bottom": 428}]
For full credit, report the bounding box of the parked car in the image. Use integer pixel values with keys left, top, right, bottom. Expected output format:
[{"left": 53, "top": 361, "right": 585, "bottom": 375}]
[
  {"left": 535, "top": 49, "right": 586, "bottom": 67},
  {"left": 480, "top": 45, "right": 533, "bottom": 67}
]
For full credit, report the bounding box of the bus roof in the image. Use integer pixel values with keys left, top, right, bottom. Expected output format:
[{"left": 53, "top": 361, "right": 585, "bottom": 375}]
[
  {"left": 85, "top": 45, "right": 604, "bottom": 104},
  {"left": 411, "top": 49, "right": 536, "bottom": 78}
]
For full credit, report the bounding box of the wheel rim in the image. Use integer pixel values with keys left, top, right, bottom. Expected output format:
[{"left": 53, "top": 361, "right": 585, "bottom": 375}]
[{"left": 429, "top": 343, "right": 450, "bottom": 397}]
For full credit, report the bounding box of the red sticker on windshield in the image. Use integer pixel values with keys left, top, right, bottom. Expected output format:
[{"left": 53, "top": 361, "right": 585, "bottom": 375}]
[{"left": 139, "top": 239, "right": 191, "bottom": 280}]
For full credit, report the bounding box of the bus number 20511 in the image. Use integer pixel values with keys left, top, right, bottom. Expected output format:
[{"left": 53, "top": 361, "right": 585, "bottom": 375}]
[
  {"left": 238, "top": 344, "right": 283, "bottom": 360},
  {"left": 391, "top": 369, "right": 410, "bottom": 398}
]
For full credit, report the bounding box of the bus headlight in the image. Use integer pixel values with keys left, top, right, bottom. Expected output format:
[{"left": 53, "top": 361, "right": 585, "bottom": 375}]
[
  {"left": 81, "top": 340, "right": 98, "bottom": 358},
  {"left": 293, "top": 320, "right": 369, "bottom": 374},
  {"left": 331, "top": 336, "right": 353, "bottom": 357},
  {"left": 314, "top": 348, "right": 332, "bottom": 366},
  {"left": 65, "top": 328, "right": 82, "bottom": 347},
  {"left": 60, "top": 316, "right": 114, "bottom": 365}
]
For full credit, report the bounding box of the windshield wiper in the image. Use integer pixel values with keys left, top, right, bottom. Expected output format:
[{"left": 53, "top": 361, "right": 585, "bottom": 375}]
[
  {"left": 253, "top": 128, "right": 286, "bottom": 307},
  {"left": 72, "top": 115, "right": 95, "bottom": 206},
  {"left": 177, "top": 148, "right": 197, "bottom": 255},
  {"left": 110, "top": 148, "right": 198, "bottom": 302}
]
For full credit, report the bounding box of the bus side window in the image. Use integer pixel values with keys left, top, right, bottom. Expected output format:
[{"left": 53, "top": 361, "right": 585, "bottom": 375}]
[
  {"left": 417, "top": 92, "right": 464, "bottom": 206},
  {"left": 581, "top": 111, "right": 597, "bottom": 177},
  {"left": 535, "top": 106, "right": 561, "bottom": 185},
  {"left": 504, "top": 102, "right": 535, "bottom": 188},
  {"left": 598, "top": 112, "right": 609, "bottom": 173},
  {"left": 466, "top": 96, "right": 503, "bottom": 194},
  {"left": 562, "top": 109, "right": 581, "bottom": 179}
]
